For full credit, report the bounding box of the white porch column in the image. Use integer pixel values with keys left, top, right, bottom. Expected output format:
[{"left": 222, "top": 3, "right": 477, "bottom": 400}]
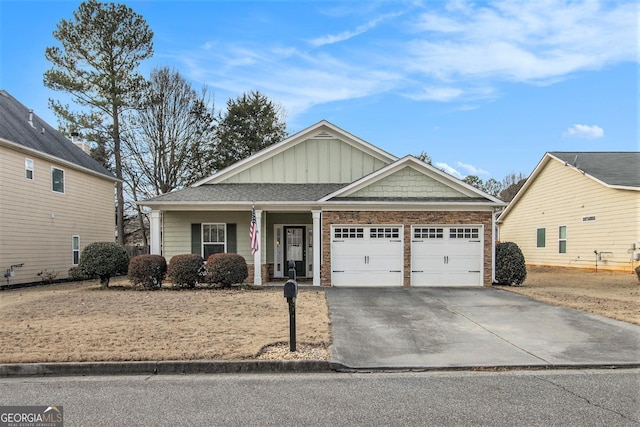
[
  {"left": 149, "top": 210, "right": 162, "bottom": 255},
  {"left": 253, "top": 209, "right": 263, "bottom": 286},
  {"left": 312, "top": 210, "right": 321, "bottom": 286}
]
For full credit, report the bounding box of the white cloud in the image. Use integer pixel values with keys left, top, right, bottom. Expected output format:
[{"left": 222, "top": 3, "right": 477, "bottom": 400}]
[
  {"left": 309, "top": 11, "right": 404, "bottom": 47},
  {"left": 171, "top": 1, "right": 637, "bottom": 119},
  {"left": 455, "top": 161, "right": 490, "bottom": 176},
  {"left": 435, "top": 162, "right": 463, "bottom": 178},
  {"left": 564, "top": 124, "right": 604, "bottom": 139}
]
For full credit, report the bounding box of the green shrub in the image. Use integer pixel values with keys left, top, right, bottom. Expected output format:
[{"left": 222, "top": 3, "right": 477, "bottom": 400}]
[
  {"left": 206, "top": 253, "right": 248, "bottom": 287},
  {"left": 78, "top": 242, "right": 129, "bottom": 288},
  {"left": 68, "top": 267, "right": 88, "bottom": 282},
  {"left": 495, "top": 242, "right": 527, "bottom": 285},
  {"left": 635, "top": 265, "right": 640, "bottom": 282},
  {"left": 128, "top": 254, "right": 167, "bottom": 289},
  {"left": 167, "top": 254, "right": 204, "bottom": 288}
]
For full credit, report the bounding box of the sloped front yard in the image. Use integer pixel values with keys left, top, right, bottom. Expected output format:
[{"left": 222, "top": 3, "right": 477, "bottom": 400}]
[{"left": 0, "top": 281, "right": 330, "bottom": 363}]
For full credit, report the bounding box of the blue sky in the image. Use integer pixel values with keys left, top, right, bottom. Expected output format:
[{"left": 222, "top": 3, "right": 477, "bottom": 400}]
[{"left": 1, "top": 0, "right": 637, "bottom": 182}]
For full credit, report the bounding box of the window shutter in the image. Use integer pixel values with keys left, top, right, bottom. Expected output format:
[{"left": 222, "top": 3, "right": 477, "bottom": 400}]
[
  {"left": 191, "top": 224, "right": 201, "bottom": 255},
  {"left": 227, "top": 224, "right": 237, "bottom": 253}
]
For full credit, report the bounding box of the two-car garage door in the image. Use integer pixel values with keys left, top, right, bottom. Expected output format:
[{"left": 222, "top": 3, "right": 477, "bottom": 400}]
[{"left": 331, "top": 224, "right": 483, "bottom": 287}]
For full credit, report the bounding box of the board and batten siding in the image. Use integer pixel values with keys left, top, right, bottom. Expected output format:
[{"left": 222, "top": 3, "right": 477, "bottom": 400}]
[
  {"left": 221, "top": 138, "right": 388, "bottom": 184},
  {"left": 0, "top": 146, "right": 115, "bottom": 285},
  {"left": 499, "top": 159, "right": 640, "bottom": 272}
]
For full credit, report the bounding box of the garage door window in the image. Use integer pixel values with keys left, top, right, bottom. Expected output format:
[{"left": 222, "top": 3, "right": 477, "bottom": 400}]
[
  {"left": 414, "top": 228, "right": 443, "bottom": 239},
  {"left": 370, "top": 227, "right": 400, "bottom": 239},
  {"left": 334, "top": 227, "right": 364, "bottom": 239},
  {"left": 449, "top": 228, "right": 479, "bottom": 239}
]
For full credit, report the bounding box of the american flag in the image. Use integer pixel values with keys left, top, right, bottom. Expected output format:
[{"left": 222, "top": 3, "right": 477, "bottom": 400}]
[{"left": 250, "top": 206, "right": 259, "bottom": 255}]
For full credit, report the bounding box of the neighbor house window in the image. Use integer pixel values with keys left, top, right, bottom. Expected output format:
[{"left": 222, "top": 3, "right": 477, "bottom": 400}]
[
  {"left": 558, "top": 226, "right": 567, "bottom": 254},
  {"left": 52, "top": 167, "right": 64, "bottom": 193},
  {"left": 202, "top": 223, "right": 226, "bottom": 258},
  {"left": 536, "top": 228, "right": 546, "bottom": 248},
  {"left": 25, "top": 158, "right": 34, "bottom": 180},
  {"left": 72, "top": 236, "right": 80, "bottom": 265}
]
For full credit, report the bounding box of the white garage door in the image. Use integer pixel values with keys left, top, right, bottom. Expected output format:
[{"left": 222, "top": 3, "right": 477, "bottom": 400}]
[
  {"left": 331, "top": 226, "right": 403, "bottom": 287},
  {"left": 411, "top": 226, "right": 483, "bottom": 287}
]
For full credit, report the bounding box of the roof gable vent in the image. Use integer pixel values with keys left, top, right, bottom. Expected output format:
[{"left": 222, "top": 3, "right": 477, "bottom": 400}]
[{"left": 313, "top": 131, "right": 334, "bottom": 139}]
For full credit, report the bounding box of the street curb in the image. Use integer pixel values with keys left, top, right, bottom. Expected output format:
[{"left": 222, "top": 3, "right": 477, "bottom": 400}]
[
  {"left": 0, "top": 360, "right": 346, "bottom": 377},
  {"left": 330, "top": 363, "right": 640, "bottom": 373}
]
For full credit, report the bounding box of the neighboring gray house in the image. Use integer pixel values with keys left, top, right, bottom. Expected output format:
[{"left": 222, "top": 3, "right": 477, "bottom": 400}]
[
  {"left": 0, "top": 90, "right": 118, "bottom": 286},
  {"left": 141, "top": 120, "right": 506, "bottom": 287}
]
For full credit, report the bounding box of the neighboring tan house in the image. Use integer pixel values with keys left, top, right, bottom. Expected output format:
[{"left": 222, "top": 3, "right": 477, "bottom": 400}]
[
  {"left": 498, "top": 152, "right": 640, "bottom": 273},
  {"left": 0, "top": 90, "right": 118, "bottom": 286},
  {"left": 141, "top": 120, "right": 505, "bottom": 287}
]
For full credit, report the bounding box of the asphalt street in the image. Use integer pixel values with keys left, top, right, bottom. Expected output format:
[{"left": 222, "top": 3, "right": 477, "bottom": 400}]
[{"left": 2, "top": 369, "right": 639, "bottom": 426}]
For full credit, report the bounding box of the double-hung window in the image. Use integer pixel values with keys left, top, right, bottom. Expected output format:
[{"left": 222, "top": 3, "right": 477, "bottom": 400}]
[
  {"left": 72, "top": 236, "right": 80, "bottom": 265},
  {"left": 558, "top": 226, "right": 567, "bottom": 254},
  {"left": 52, "top": 167, "right": 64, "bottom": 193},
  {"left": 202, "top": 224, "right": 226, "bottom": 258},
  {"left": 25, "top": 158, "right": 34, "bottom": 180}
]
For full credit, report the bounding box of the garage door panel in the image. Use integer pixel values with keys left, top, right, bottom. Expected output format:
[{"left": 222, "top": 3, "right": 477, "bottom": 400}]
[
  {"left": 411, "top": 225, "right": 483, "bottom": 287},
  {"left": 331, "top": 226, "right": 403, "bottom": 287}
]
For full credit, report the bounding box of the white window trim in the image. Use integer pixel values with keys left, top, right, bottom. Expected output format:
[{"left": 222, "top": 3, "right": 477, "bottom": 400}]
[
  {"left": 536, "top": 227, "right": 546, "bottom": 249},
  {"left": 72, "top": 235, "right": 80, "bottom": 266},
  {"left": 51, "top": 166, "right": 65, "bottom": 194},
  {"left": 558, "top": 225, "right": 567, "bottom": 254},
  {"left": 202, "top": 223, "right": 227, "bottom": 256},
  {"left": 25, "top": 158, "right": 34, "bottom": 180}
]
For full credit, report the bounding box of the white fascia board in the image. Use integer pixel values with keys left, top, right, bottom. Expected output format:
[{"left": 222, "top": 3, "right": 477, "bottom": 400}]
[{"left": 191, "top": 120, "right": 398, "bottom": 187}]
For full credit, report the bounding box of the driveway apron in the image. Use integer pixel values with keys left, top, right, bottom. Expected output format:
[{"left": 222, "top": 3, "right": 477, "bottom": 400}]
[{"left": 325, "top": 287, "right": 640, "bottom": 369}]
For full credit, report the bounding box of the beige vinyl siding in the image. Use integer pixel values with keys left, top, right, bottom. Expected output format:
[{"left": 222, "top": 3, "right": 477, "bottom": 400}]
[
  {"left": 0, "top": 146, "right": 115, "bottom": 285},
  {"left": 349, "top": 167, "right": 467, "bottom": 198},
  {"left": 499, "top": 159, "right": 640, "bottom": 272},
  {"left": 223, "top": 138, "right": 388, "bottom": 184}
]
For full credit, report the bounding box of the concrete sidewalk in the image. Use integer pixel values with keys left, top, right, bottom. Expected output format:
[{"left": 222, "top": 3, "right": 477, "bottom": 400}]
[{"left": 326, "top": 287, "right": 640, "bottom": 370}]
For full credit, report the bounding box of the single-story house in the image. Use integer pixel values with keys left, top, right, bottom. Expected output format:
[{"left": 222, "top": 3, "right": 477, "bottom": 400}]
[
  {"left": 0, "top": 90, "right": 118, "bottom": 286},
  {"left": 498, "top": 151, "right": 640, "bottom": 273},
  {"left": 140, "top": 120, "right": 506, "bottom": 287}
]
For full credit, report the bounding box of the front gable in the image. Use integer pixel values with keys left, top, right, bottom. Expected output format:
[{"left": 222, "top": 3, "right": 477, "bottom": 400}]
[
  {"left": 346, "top": 166, "right": 467, "bottom": 199},
  {"left": 322, "top": 156, "right": 502, "bottom": 203},
  {"left": 194, "top": 120, "right": 397, "bottom": 186}
]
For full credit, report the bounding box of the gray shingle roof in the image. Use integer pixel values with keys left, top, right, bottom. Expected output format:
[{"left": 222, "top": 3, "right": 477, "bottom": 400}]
[
  {"left": 144, "top": 183, "right": 348, "bottom": 203},
  {"left": 550, "top": 152, "right": 640, "bottom": 187},
  {"left": 0, "top": 90, "right": 115, "bottom": 179}
]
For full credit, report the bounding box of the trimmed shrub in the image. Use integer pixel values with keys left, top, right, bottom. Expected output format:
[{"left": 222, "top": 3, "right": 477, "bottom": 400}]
[
  {"left": 206, "top": 253, "right": 248, "bottom": 287},
  {"left": 128, "top": 254, "right": 167, "bottom": 289},
  {"left": 495, "top": 242, "right": 527, "bottom": 285},
  {"left": 635, "top": 265, "right": 640, "bottom": 282},
  {"left": 167, "top": 254, "right": 204, "bottom": 288},
  {"left": 78, "top": 242, "right": 129, "bottom": 288},
  {"left": 68, "top": 266, "right": 89, "bottom": 282}
]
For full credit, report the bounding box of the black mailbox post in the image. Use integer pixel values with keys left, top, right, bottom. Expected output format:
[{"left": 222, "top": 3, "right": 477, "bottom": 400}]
[{"left": 284, "top": 260, "right": 298, "bottom": 351}]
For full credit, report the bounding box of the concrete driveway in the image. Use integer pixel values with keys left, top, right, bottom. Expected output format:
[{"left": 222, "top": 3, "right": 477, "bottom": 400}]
[{"left": 326, "top": 287, "right": 640, "bottom": 369}]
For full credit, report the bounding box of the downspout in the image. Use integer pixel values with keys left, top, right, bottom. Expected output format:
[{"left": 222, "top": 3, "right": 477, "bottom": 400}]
[{"left": 491, "top": 207, "right": 504, "bottom": 284}]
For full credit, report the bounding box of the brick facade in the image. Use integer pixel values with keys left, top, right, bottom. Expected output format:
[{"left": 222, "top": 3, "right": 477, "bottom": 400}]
[{"left": 321, "top": 210, "right": 494, "bottom": 287}]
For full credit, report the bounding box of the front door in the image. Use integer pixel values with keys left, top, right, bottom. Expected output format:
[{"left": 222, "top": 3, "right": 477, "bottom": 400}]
[{"left": 284, "top": 226, "right": 305, "bottom": 277}]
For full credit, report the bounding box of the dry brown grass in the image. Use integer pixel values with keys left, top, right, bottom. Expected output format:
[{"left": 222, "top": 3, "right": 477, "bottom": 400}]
[
  {"left": 2, "top": 266, "right": 637, "bottom": 364},
  {"left": 0, "top": 279, "right": 330, "bottom": 363},
  {"left": 496, "top": 265, "right": 639, "bottom": 326}
]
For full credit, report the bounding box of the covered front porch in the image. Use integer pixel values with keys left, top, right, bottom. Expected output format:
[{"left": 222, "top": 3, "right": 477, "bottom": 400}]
[{"left": 149, "top": 208, "right": 322, "bottom": 286}]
